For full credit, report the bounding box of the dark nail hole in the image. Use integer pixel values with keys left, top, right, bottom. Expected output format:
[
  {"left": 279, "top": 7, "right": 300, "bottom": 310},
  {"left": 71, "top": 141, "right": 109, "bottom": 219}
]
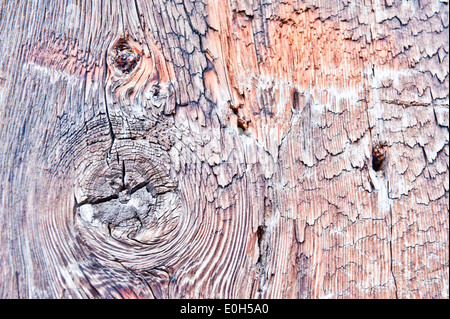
[
  {"left": 111, "top": 39, "right": 140, "bottom": 74},
  {"left": 372, "top": 142, "right": 388, "bottom": 172},
  {"left": 257, "top": 225, "right": 265, "bottom": 242},
  {"left": 229, "top": 102, "right": 249, "bottom": 132},
  {"left": 237, "top": 116, "right": 249, "bottom": 131},
  {"left": 153, "top": 84, "right": 160, "bottom": 97},
  {"left": 256, "top": 225, "right": 266, "bottom": 265},
  {"left": 292, "top": 89, "right": 299, "bottom": 110}
]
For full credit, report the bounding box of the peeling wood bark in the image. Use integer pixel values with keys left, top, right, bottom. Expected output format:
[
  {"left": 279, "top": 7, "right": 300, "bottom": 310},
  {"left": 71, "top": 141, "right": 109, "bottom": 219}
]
[{"left": 0, "top": 0, "right": 448, "bottom": 299}]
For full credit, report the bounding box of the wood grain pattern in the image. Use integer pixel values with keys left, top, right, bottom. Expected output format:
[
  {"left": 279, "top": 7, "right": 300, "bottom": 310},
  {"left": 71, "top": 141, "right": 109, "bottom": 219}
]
[{"left": 0, "top": 0, "right": 448, "bottom": 299}]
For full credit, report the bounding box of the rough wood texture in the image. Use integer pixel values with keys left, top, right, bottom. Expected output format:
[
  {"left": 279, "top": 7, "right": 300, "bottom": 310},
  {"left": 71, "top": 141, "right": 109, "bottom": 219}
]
[{"left": 0, "top": 0, "right": 448, "bottom": 299}]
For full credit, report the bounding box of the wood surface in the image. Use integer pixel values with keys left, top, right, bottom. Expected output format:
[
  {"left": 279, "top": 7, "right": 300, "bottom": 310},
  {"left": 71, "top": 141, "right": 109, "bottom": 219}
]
[{"left": 0, "top": 0, "right": 448, "bottom": 298}]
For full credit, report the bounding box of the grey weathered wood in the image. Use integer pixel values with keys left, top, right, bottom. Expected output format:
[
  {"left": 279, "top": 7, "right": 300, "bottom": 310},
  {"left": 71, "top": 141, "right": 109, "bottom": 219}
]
[{"left": 0, "top": 0, "right": 448, "bottom": 298}]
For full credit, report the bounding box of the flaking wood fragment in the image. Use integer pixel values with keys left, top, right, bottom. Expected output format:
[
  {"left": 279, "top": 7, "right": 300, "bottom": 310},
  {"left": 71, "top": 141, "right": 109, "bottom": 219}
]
[{"left": 0, "top": 0, "right": 448, "bottom": 299}]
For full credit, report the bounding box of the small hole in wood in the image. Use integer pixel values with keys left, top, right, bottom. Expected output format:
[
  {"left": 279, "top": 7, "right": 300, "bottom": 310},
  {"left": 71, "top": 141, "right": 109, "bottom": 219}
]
[
  {"left": 257, "top": 225, "right": 265, "bottom": 242},
  {"left": 111, "top": 39, "right": 140, "bottom": 74},
  {"left": 372, "top": 142, "right": 388, "bottom": 172},
  {"left": 237, "top": 116, "right": 249, "bottom": 131},
  {"left": 153, "top": 84, "right": 160, "bottom": 97},
  {"left": 228, "top": 102, "right": 249, "bottom": 132}
]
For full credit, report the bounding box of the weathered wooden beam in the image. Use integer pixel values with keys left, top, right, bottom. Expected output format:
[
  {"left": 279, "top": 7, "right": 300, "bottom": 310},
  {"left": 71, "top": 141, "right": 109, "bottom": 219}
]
[{"left": 0, "top": 0, "right": 448, "bottom": 299}]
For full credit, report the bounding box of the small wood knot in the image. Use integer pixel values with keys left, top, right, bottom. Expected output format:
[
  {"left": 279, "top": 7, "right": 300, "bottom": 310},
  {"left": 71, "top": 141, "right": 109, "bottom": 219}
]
[
  {"left": 372, "top": 142, "right": 388, "bottom": 172},
  {"left": 111, "top": 39, "right": 140, "bottom": 74}
]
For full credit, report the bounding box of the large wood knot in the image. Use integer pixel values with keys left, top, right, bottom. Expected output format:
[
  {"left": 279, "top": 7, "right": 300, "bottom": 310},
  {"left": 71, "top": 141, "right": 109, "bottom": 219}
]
[
  {"left": 74, "top": 141, "right": 181, "bottom": 245},
  {"left": 71, "top": 35, "right": 182, "bottom": 270}
]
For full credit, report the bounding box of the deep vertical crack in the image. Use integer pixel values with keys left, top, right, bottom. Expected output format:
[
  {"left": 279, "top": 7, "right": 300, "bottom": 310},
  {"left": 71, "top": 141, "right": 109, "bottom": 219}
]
[
  {"left": 121, "top": 160, "right": 126, "bottom": 190},
  {"left": 388, "top": 181, "right": 399, "bottom": 298},
  {"left": 103, "top": 53, "right": 116, "bottom": 153},
  {"left": 254, "top": 195, "right": 272, "bottom": 295}
]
